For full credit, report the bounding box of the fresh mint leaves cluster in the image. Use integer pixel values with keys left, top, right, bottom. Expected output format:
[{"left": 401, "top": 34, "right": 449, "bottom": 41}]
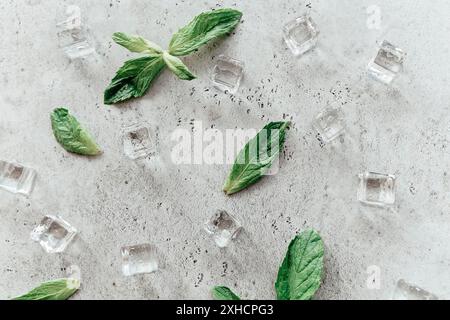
[
  {"left": 213, "top": 230, "right": 325, "bottom": 300},
  {"left": 104, "top": 9, "right": 243, "bottom": 104}
]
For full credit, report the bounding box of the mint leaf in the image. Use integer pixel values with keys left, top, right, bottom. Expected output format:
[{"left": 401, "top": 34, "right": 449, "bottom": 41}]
[
  {"left": 13, "top": 278, "right": 80, "bottom": 300},
  {"left": 212, "top": 286, "right": 241, "bottom": 300},
  {"left": 169, "top": 8, "right": 243, "bottom": 56},
  {"left": 162, "top": 51, "right": 196, "bottom": 80},
  {"left": 223, "top": 122, "right": 290, "bottom": 195},
  {"left": 275, "top": 230, "right": 324, "bottom": 300},
  {"left": 112, "top": 32, "right": 163, "bottom": 54},
  {"left": 51, "top": 108, "right": 102, "bottom": 156},
  {"left": 104, "top": 55, "right": 166, "bottom": 104}
]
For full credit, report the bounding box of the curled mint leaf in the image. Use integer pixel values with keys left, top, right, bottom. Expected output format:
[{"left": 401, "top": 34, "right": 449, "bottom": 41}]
[
  {"left": 112, "top": 32, "right": 163, "bottom": 54},
  {"left": 162, "top": 51, "right": 196, "bottom": 80},
  {"left": 223, "top": 121, "right": 290, "bottom": 195},
  {"left": 169, "top": 9, "right": 243, "bottom": 56},
  {"left": 212, "top": 286, "right": 241, "bottom": 300},
  {"left": 13, "top": 278, "right": 80, "bottom": 300},
  {"left": 104, "top": 55, "right": 166, "bottom": 105},
  {"left": 275, "top": 230, "right": 324, "bottom": 300},
  {"left": 51, "top": 108, "right": 102, "bottom": 156}
]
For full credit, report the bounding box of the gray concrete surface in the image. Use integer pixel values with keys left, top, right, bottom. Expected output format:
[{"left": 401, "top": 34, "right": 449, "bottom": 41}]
[{"left": 1, "top": 0, "right": 450, "bottom": 300}]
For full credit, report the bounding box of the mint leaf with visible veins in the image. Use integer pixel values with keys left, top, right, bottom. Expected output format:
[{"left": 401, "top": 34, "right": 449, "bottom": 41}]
[
  {"left": 223, "top": 122, "right": 290, "bottom": 195},
  {"left": 275, "top": 230, "right": 324, "bottom": 300},
  {"left": 51, "top": 108, "right": 102, "bottom": 156}
]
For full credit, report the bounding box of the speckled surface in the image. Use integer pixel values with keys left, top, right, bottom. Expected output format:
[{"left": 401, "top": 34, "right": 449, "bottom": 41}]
[{"left": 1, "top": 0, "right": 450, "bottom": 300}]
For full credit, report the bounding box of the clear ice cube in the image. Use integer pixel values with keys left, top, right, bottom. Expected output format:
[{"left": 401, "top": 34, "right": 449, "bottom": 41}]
[
  {"left": 211, "top": 55, "right": 244, "bottom": 94},
  {"left": 56, "top": 14, "right": 95, "bottom": 60},
  {"left": 368, "top": 40, "right": 406, "bottom": 84},
  {"left": 0, "top": 160, "right": 36, "bottom": 196},
  {"left": 393, "top": 279, "right": 438, "bottom": 300},
  {"left": 121, "top": 243, "right": 159, "bottom": 276},
  {"left": 204, "top": 210, "right": 242, "bottom": 248},
  {"left": 283, "top": 15, "right": 319, "bottom": 56},
  {"left": 122, "top": 124, "right": 156, "bottom": 160},
  {"left": 31, "top": 215, "right": 78, "bottom": 253},
  {"left": 312, "top": 108, "right": 346, "bottom": 144},
  {"left": 357, "top": 172, "right": 396, "bottom": 207}
]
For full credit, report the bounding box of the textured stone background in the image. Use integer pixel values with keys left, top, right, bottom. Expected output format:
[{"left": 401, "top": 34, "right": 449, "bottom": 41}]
[{"left": 1, "top": 0, "right": 450, "bottom": 300}]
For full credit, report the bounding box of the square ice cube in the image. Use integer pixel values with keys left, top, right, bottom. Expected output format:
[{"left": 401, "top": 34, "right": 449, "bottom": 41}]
[
  {"left": 211, "top": 55, "right": 244, "bottom": 94},
  {"left": 283, "top": 15, "right": 319, "bottom": 56},
  {"left": 368, "top": 41, "right": 406, "bottom": 84},
  {"left": 121, "top": 244, "right": 159, "bottom": 276},
  {"left": 122, "top": 124, "right": 156, "bottom": 160},
  {"left": 57, "top": 18, "right": 95, "bottom": 60},
  {"left": 31, "top": 216, "right": 77, "bottom": 253},
  {"left": 312, "top": 108, "right": 346, "bottom": 144},
  {"left": 393, "top": 279, "right": 438, "bottom": 300},
  {"left": 204, "top": 210, "right": 242, "bottom": 248},
  {"left": 0, "top": 160, "right": 36, "bottom": 196},
  {"left": 357, "top": 172, "right": 396, "bottom": 207}
]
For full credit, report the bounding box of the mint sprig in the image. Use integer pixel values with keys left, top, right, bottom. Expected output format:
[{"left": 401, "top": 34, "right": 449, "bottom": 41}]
[{"left": 104, "top": 8, "right": 243, "bottom": 104}]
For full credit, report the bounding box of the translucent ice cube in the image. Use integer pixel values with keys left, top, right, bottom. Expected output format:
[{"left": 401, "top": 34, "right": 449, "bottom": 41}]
[
  {"left": 393, "top": 279, "right": 438, "bottom": 300},
  {"left": 204, "top": 210, "right": 242, "bottom": 248},
  {"left": 121, "top": 244, "right": 159, "bottom": 276},
  {"left": 357, "top": 172, "right": 396, "bottom": 207},
  {"left": 368, "top": 41, "right": 406, "bottom": 84},
  {"left": 56, "top": 9, "right": 95, "bottom": 60},
  {"left": 0, "top": 160, "right": 36, "bottom": 196},
  {"left": 122, "top": 124, "right": 156, "bottom": 160},
  {"left": 283, "top": 15, "right": 319, "bottom": 56},
  {"left": 312, "top": 108, "right": 346, "bottom": 144},
  {"left": 211, "top": 55, "right": 244, "bottom": 94},
  {"left": 31, "top": 215, "right": 78, "bottom": 253}
]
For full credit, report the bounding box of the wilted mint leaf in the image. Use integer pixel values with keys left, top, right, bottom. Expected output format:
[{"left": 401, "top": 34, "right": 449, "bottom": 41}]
[{"left": 51, "top": 108, "right": 102, "bottom": 156}]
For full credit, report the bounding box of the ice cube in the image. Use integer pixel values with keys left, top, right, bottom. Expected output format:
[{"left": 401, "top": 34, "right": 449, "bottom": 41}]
[
  {"left": 31, "top": 215, "right": 78, "bottom": 253},
  {"left": 358, "top": 172, "right": 396, "bottom": 207},
  {"left": 0, "top": 160, "right": 36, "bottom": 196},
  {"left": 122, "top": 124, "right": 156, "bottom": 160},
  {"left": 312, "top": 108, "right": 346, "bottom": 144},
  {"left": 211, "top": 55, "right": 244, "bottom": 94},
  {"left": 204, "top": 210, "right": 242, "bottom": 248},
  {"left": 121, "top": 243, "right": 159, "bottom": 276},
  {"left": 368, "top": 40, "right": 406, "bottom": 84},
  {"left": 393, "top": 279, "right": 438, "bottom": 300},
  {"left": 283, "top": 15, "right": 319, "bottom": 56}
]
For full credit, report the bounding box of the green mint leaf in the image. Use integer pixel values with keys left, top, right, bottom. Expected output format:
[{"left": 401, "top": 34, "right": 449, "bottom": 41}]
[
  {"left": 51, "top": 108, "right": 102, "bottom": 156},
  {"left": 169, "top": 8, "right": 243, "bottom": 56},
  {"left": 275, "top": 230, "right": 324, "bottom": 300},
  {"left": 212, "top": 286, "right": 241, "bottom": 300},
  {"left": 104, "top": 55, "right": 166, "bottom": 104},
  {"left": 112, "top": 32, "right": 163, "bottom": 54},
  {"left": 223, "top": 121, "right": 290, "bottom": 195},
  {"left": 13, "top": 278, "right": 80, "bottom": 300},
  {"left": 162, "top": 51, "right": 196, "bottom": 80}
]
